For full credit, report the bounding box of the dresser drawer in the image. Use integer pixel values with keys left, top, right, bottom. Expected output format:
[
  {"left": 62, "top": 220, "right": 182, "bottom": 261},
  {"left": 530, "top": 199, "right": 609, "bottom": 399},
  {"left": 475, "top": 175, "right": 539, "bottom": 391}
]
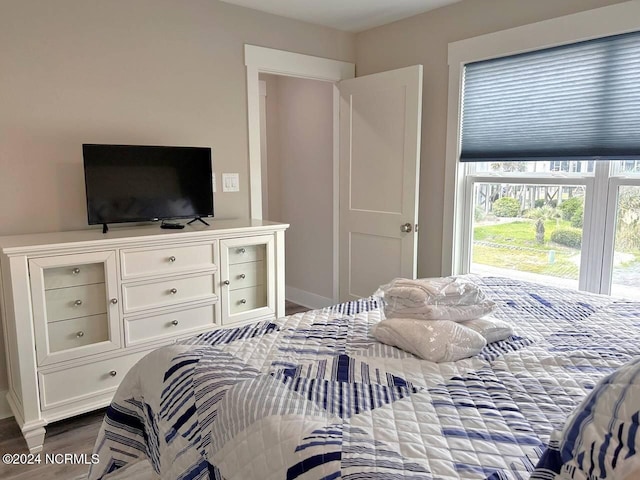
[
  {"left": 43, "top": 263, "right": 105, "bottom": 290},
  {"left": 39, "top": 350, "right": 149, "bottom": 410},
  {"left": 44, "top": 283, "right": 107, "bottom": 322},
  {"left": 229, "top": 285, "right": 266, "bottom": 314},
  {"left": 47, "top": 314, "right": 109, "bottom": 353},
  {"left": 228, "top": 261, "right": 264, "bottom": 290},
  {"left": 122, "top": 273, "right": 216, "bottom": 313},
  {"left": 228, "top": 244, "right": 265, "bottom": 265},
  {"left": 121, "top": 243, "right": 216, "bottom": 279},
  {"left": 125, "top": 304, "right": 216, "bottom": 346}
]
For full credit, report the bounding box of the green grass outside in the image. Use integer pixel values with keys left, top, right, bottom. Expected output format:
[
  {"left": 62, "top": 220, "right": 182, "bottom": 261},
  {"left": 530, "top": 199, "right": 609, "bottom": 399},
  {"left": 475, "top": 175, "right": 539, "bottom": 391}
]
[
  {"left": 472, "top": 218, "right": 580, "bottom": 279},
  {"left": 472, "top": 217, "right": 640, "bottom": 281},
  {"left": 473, "top": 219, "right": 574, "bottom": 251},
  {"left": 617, "top": 251, "right": 640, "bottom": 268},
  {"left": 472, "top": 244, "right": 580, "bottom": 279}
]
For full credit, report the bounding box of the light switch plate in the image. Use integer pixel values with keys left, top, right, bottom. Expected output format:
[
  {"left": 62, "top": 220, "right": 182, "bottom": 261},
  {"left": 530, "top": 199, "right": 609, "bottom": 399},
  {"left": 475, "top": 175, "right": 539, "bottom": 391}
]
[{"left": 222, "top": 173, "right": 240, "bottom": 192}]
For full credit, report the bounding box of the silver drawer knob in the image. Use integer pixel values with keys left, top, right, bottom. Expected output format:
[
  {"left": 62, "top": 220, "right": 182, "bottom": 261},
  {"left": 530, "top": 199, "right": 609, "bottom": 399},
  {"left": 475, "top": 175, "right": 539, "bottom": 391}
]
[
  {"left": 110, "top": 298, "right": 118, "bottom": 304},
  {"left": 76, "top": 331, "right": 84, "bottom": 338},
  {"left": 72, "top": 268, "right": 80, "bottom": 275},
  {"left": 74, "top": 299, "right": 83, "bottom": 307},
  {"left": 240, "top": 298, "right": 247, "bottom": 304},
  {"left": 238, "top": 248, "right": 246, "bottom": 254},
  {"left": 171, "top": 320, "right": 179, "bottom": 326},
  {"left": 109, "top": 370, "right": 117, "bottom": 377},
  {"left": 223, "top": 280, "right": 230, "bottom": 285},
  {"left": 170, "top": 288, "right": 178, "bottom": 295},
  {"left": 239, "top": 273, "right": 246, "bottom": 279},
  {"left": 168, "top": 256, "right": 176, "bottom": 263}
]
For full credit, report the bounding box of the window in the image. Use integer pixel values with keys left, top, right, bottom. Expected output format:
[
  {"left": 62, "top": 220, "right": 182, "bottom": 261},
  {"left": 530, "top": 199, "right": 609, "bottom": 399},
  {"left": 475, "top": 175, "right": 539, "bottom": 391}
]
[
  {"left": 462, "top": 160, "right": 640, "bottom": 299},
  {"left": 469, "top": 177, "right": 585, "bottom": 291},
  {"left": 446, "top": 12, "right": 640, "bottom": 300},
  {"left": 605, "top": 181, "right": 640, "bottom": 298}
]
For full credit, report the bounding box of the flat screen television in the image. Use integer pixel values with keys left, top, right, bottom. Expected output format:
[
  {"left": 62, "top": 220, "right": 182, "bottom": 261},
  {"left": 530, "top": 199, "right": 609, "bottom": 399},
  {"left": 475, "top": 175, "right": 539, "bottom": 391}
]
[{"left": 83, "top": 144, "right": 213, "bottom": 230}]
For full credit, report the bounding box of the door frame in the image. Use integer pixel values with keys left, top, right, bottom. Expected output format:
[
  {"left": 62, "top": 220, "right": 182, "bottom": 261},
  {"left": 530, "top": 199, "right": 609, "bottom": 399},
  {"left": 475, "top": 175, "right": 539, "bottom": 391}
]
[{"left": 244, "top": 45, "right": 355, "bottom": 303}]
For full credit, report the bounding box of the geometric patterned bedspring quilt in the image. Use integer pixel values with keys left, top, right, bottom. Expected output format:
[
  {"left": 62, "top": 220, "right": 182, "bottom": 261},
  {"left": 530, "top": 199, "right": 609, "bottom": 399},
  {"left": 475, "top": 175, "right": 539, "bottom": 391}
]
[{"left": 88, "top": 276, "right": 640, "bottom": 479}]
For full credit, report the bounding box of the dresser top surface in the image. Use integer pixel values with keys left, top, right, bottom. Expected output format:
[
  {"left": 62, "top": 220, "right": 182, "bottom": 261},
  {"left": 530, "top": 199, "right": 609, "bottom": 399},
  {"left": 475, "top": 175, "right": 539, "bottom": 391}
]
[{"left": 0, "top": 219, "right": 289, "bottom": 254}]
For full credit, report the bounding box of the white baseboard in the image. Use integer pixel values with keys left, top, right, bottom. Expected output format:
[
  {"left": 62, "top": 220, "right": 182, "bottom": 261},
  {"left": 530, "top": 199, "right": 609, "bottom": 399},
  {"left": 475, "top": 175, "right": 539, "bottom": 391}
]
[
  {"left": 286, "top": 286, "right": 334, "bottom": 310},
  {"left": 0, "top": 389, "right": 13, "bottom": 420}
]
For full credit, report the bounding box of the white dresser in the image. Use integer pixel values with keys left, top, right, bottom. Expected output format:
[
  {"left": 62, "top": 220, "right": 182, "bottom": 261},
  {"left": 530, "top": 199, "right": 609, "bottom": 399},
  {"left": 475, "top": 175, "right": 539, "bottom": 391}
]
[{"left": 0, "top": 219, "right": 288, "bottom": 452}]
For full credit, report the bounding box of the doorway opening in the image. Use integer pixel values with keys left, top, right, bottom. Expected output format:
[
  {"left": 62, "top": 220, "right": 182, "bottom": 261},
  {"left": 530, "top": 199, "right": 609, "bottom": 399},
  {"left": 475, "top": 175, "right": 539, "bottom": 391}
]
[
  {"left": 245, "top": 45, "right": 422, "bottom": 304},
  {"left": 245, "top": 45, "right": 355, "bottom": 307},
  {"left": 259, "top": 74, "right": 335, "bottom": 309}
]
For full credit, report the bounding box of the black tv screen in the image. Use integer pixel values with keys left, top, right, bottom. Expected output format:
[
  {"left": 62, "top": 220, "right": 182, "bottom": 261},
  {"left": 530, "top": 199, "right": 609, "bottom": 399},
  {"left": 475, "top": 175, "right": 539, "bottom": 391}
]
[{"left": 83, "top": 144, "right": 213, "bottom": 225}]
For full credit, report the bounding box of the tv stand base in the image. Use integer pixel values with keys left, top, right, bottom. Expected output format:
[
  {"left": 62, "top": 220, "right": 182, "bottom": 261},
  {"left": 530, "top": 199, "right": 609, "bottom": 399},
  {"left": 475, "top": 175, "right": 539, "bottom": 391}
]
[{"left": 187, "top": 217, "right": 210, "bottom": 226}]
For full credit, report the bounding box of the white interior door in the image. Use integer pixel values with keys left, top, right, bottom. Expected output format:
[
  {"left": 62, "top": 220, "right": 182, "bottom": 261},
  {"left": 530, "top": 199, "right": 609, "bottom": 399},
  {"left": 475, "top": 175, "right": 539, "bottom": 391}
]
[{"left": 339, "top": 65, "right": 423, "bottom": 301}]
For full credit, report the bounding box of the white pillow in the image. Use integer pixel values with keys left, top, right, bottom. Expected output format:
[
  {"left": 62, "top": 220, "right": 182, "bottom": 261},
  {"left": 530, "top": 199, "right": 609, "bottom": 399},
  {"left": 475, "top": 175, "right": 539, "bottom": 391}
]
[
  {"left": 372, "top": 318, "right": 487, "bottom": 362},
  {"left": 460, "top": 316, "right": 513, "bottom": 344}
]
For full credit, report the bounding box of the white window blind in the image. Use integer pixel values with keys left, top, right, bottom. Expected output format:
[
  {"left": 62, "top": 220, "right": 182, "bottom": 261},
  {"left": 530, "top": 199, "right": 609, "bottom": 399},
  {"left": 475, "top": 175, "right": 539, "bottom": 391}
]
[{"left": 460, "top": 30, "right": 640, "bottom": 162}]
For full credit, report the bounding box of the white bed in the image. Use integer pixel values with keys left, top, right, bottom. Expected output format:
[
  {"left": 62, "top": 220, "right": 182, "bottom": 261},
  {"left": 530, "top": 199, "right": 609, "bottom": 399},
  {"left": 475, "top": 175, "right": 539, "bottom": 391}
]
[{"left": 88, "top": 276, "right": 640, "bottom": 479}]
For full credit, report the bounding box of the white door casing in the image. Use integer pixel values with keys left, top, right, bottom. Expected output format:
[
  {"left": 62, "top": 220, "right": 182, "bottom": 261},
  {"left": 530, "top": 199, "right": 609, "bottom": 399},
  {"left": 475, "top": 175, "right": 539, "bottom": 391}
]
[
  {"left": 338, "top": 65, "right": 423, "bottom": 300},
  {"left": 245, "top": 46, "right": 423, "bottom": 302},
  {"left": 245, "top": 44, "right": 354, "bottom": 303},
  {"left": 245, "top": 45, "right": 354, "bottom": 221}
]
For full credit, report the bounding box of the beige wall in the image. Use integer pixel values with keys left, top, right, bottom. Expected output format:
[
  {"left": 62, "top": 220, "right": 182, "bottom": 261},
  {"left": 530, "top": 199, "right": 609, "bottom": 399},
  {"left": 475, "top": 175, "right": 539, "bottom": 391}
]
[
  {"left": 0, "top": 0, "right": 354, "bottom": 235},
  {"left": 0, "top": 0, "right": 354, "bottom": 411},
  {"left": 261, "top": 74, "right": 334, "bottom": 301},
  {"left": 355, "top": 0, "right": 629, "bottom": 278}
]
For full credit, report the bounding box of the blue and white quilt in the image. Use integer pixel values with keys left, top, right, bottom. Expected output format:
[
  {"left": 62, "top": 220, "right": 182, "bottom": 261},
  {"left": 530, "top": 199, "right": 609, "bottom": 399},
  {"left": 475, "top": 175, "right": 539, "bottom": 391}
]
[{"left": 88, "top": 277, "right": 640, "bottom": 479}]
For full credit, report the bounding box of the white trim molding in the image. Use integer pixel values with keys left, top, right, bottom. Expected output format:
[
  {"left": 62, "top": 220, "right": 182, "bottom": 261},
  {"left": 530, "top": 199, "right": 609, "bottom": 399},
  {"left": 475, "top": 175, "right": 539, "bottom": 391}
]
[
  {"left": 244, "top": 44, "right": 355, "bottom": 220},
  {"left": 245, "top": 45, "right": 355, "bottom": 82},
  {"left": 244, "top": 45, "right": 354, "bottom": 304},
  {"left": 442, "top": 0, "right": 640, "bottom": 275},
  {"left": 286, "top": 286, "right": 334, "bottom": 310}
]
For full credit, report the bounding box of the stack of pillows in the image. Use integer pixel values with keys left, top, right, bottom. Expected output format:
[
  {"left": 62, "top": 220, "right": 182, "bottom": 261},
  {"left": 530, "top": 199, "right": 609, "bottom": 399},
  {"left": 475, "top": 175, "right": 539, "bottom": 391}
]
[{"left": 372, "top": 277, "right": 513, "bottom": 362}]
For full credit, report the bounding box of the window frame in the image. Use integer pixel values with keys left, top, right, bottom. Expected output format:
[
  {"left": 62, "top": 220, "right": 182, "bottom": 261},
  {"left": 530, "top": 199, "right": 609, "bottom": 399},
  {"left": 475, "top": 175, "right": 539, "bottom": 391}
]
[
  {"left": 601, "top": 175, "right": 640, "bottom": 295},
  {"left": 443, "top": 2, "right": 640, "bottom": 293},
  {"left": 461, "top": 164, "right": 596, "bottom": 291},
  {"left": 461, "top": 159, "right": 640, "bottom": 296}
]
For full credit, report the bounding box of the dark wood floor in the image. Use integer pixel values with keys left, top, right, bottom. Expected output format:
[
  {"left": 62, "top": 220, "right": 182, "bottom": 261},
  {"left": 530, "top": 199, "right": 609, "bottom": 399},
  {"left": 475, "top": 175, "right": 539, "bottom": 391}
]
[
  {"left": 284, "top": 300, "right": 311, "bottom": 315},
  {"left": 0, "top": 408, "right": 105, "bottom": 479},
  {"left": 0, "top": 302, "right": 310, "bottom": 480}
]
